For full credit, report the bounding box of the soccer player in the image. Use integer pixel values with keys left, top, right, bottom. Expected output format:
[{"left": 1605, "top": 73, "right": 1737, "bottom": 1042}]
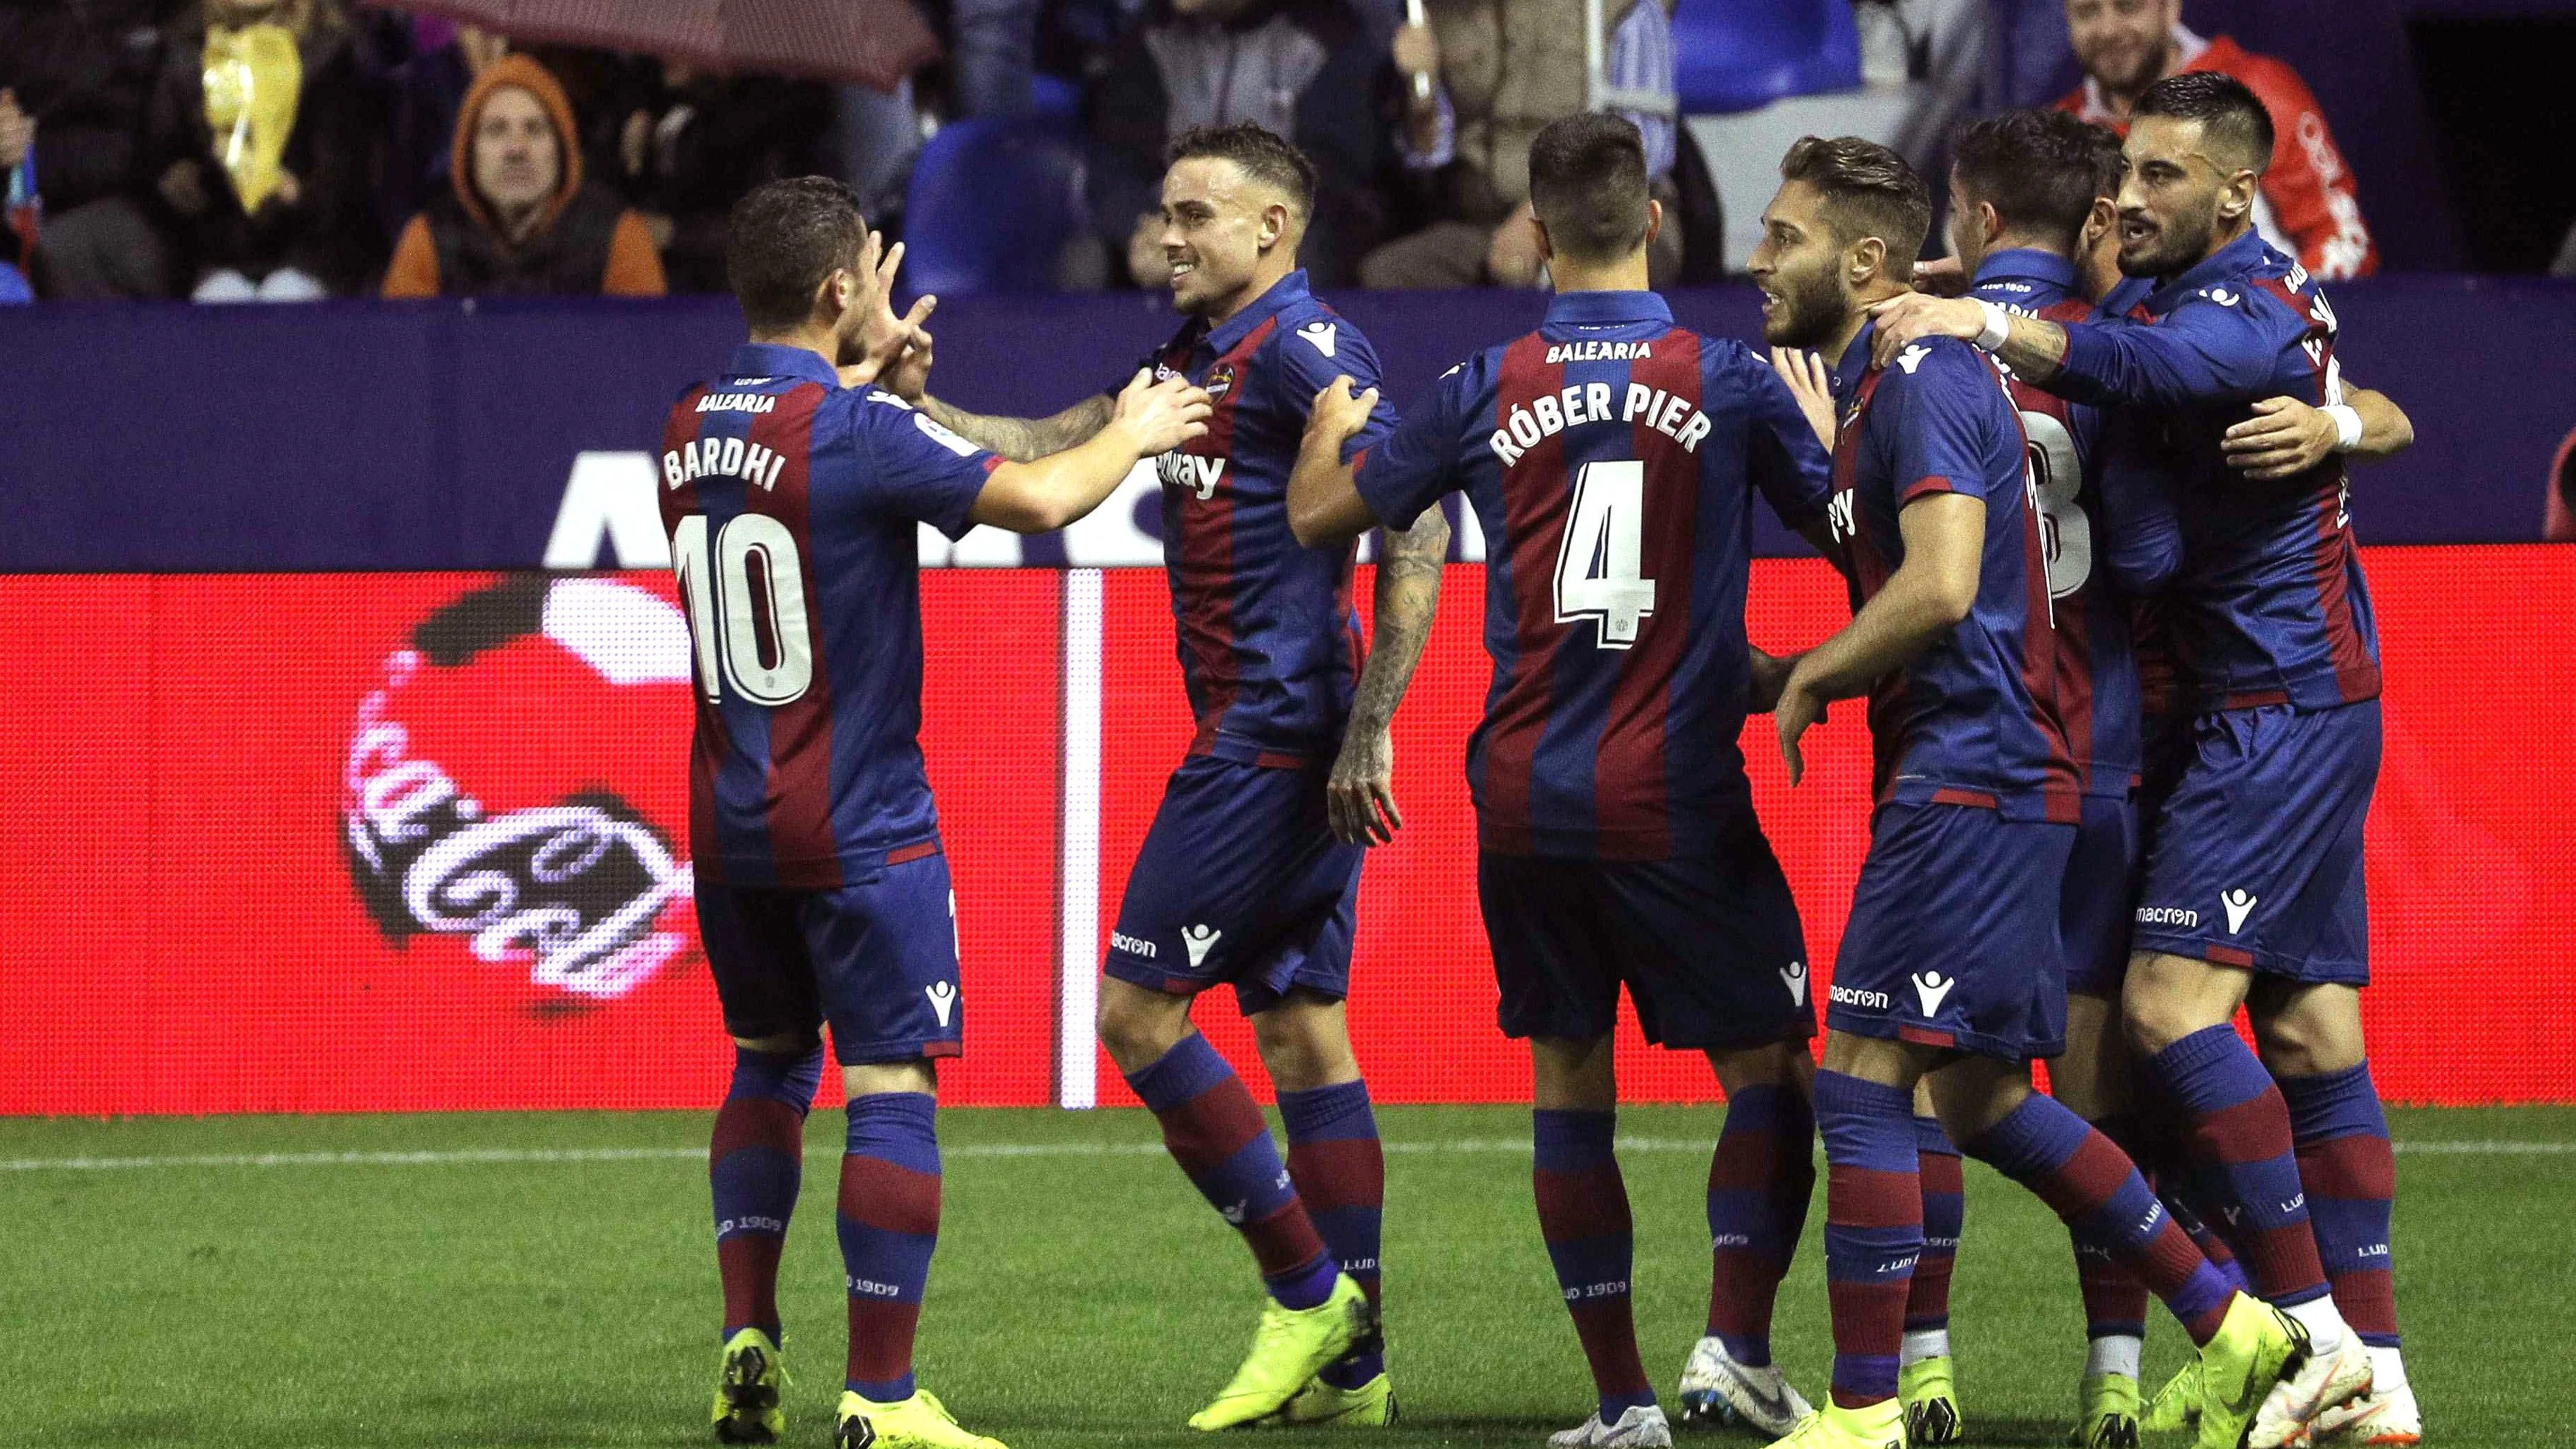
[
  {"left": 1873, "top": 71, "right": 2416, "bottom": 1445},
  {"left": 881, "top": 123, "right": 1448, "bottom": 1431},
  {"left": 1745, "top": 134, "right": 2309, "bottom": 1449},
  {"left": 667, "top": 177, "right": 1211, "bottom": 1449},
  {"left": 1287, "top": 112, "right": 1846, "bottom": 1448}
]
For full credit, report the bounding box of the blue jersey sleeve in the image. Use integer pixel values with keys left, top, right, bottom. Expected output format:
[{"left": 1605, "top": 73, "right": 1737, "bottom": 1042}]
[
  {"left": 1870, "top": 341, "right": 2012, "bottom": 506},
  {"left": 1270, "top": 317, "right": 1399, "bottom": 464},
  {"left": 1729, "top": 346, "right": 1833, "bottom": 530},
  {"left": 1352, "top": 362, "right": 1471, "bottom": 530},
  {"left": 2093, "top": 407, "right": 2182, "bottom": 594},
  {"left": 850, "top": 390, "right": 1000, "bottom": 540},
  {"left": 2053, "top": 286, "right": 2300, "bottom": 409}
]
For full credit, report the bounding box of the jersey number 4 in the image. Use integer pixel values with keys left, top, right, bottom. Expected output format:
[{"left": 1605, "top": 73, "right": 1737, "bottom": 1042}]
[
  {"left": 1553, "top": 460, "right": 1658, "bottom": 649},
  {"left": 671, "top": 513, "right": 815, "bottom": 705}
]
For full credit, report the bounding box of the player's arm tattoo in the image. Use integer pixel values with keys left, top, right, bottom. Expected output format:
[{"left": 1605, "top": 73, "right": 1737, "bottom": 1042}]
[
  {"left": 916, "top": 393, "right": 1116, "bottom": 462},
  {"left": 1353, "top": 509, "right": 1450, "bottom": 734},
  {"left": 1994, "top": 314, "right": 2072, "bottom": 383},
  {"left": 1327, "top": 506, "right": 1450, "bottom": 845}
]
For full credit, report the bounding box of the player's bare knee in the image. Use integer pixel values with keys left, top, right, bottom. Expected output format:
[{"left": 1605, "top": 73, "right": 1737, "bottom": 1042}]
[
  {"left": 2122, "top": 951, "right": 2247, "bottom": 1054},
  {"left": 2249, "top": 981, "right": 2366, "bottom": 1076},
  {"left": 1705, "top": 1038, "right": 1813, "bottom": 1098},
  {"left": 1095, "top": 976, "right": 1194, "bottom": 1071},
  {"left": 1926, "top": 1055, "right": 2031, "bottom": 1142},
  {"left": 1530, "top": 1035, "right": 1617, "bottom": 1110},
  {"left": 1819, "top": 1030, "right": 1924, "bottom": 1088},
  {"left": 733, "top": 1030, "right": 820, "bottom": 1057},
  {"left": 844, "top": 1059, "right": 936, "bottom": 1101},
  {"left": 1251, "top": 993, "right": 1358, "bottom": 1094},
  {"left": 2053, "top": 993, "right": 2127, "bottom": 1121}
]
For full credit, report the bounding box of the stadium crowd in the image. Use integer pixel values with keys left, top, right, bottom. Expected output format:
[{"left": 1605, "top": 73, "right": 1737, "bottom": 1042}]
[{"left": 0, "top": 0, "right": 2439, "bottom": 304}]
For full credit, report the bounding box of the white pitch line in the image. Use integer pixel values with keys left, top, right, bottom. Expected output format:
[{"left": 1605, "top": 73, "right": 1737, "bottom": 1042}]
[{"left": 2, "top": 1135, "right": 2568, "bottom": 1174}]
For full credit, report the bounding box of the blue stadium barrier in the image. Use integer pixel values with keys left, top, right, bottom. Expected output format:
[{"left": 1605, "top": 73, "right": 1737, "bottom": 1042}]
[
  {"left": 1671, "top": 0, "right": 1863, "bottom": 114},
  {"left": 1, "top": 279, "right": 2569, "bottom": 571}
]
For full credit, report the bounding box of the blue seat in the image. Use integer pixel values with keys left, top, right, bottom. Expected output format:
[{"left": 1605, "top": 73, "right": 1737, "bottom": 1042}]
[
  {"left": 902, "top": 118, "right": 1083, "bottom": 295},
  {"left": 1028, "top": 72, "right": 1084, "bottom": 123},
  {"left": 1671, "top": 0, "right": 1862, "bottom": 115}
]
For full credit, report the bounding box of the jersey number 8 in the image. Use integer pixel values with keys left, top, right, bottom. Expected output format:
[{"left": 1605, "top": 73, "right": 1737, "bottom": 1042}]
[
  {"left": 671, "top": 512, "right": 815, "bottom": 706},
  {"left": 2021, "top": 409, "right": 2091, "bottom": 601}
]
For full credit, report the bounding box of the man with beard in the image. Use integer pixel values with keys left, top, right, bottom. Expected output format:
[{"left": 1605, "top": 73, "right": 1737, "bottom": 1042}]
[
  {"left": 1873, "top": 70, "right": 2411, "bottom": 1445},
  {"left": 2053, "top": 0, "right": 2373, "bottom": 279},
  {"left": 668, "top": 177, "right": 1210, "bottom": 1449},
  {"left": 1287, "top": 110, "right": 1844, "bottom": 1449},
  {"left": 890, "top": 122, "right": 1449, "bottom": 1431},
  {"left": 1743, "top": 132, "right": 2315, "bottom": 1449}
]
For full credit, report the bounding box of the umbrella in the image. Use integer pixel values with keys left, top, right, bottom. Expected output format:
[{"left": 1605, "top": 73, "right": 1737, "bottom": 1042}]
[{"left": 368, "top": 0, "right": 941, "bottom": 91}]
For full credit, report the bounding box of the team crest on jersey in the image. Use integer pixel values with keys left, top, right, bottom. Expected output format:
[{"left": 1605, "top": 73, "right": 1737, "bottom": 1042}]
[{"left": 1204, "top": 364, "right": 1235, "bottom": 399}]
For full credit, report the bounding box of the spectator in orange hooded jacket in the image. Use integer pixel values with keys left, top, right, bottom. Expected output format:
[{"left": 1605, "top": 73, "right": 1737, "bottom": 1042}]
[
  {"left": 2054, "top": 0, "right": 2376, "bottom": 279},
  {"left": 381, "top": 52, "right": 663, "bottom": 297}
]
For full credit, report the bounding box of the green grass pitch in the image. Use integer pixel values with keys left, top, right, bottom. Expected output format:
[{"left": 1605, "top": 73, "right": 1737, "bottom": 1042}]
[{"left": 5, "top": 1104, "right": 2571, "bottom": 1447}]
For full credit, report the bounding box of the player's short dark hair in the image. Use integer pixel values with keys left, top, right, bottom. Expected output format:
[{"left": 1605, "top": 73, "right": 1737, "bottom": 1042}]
[
  {"left": 1951, "top": 108, "right": 2116, "bottom": 250},
  {"left": 1166, "top": 122, "right": 1317, "bottom": 217},
  {"left": 2082, "top": 120, "right": 2127, "bottom": 202},
  {"left": 1780, "top": 135, "right": 1932, "bottom": 279},
  {"left": 2134, "top": 70, "right": 2274, "bottom": 174},
  {"left": 1526, "top": 112, "right": 1653, "bottom": 264},
  {"left": 726, "top": 176, "right": 868, "bottom": 332}
]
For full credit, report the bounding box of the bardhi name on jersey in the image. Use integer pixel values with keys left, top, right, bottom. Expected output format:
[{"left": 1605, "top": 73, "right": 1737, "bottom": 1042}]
[{"left": 658, "top": 343, "right": 1000, "bottom": 888}]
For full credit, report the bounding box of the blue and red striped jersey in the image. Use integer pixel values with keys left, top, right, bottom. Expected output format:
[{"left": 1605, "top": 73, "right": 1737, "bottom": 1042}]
[
  {"left": 657, "top": 343, "right": 1000, "bottom": 889},
  {"left": 2049, "top": 229, "right": 2379, "bottom": 712},
  {"left": 1971, "top": 248, "right": 2181, "bottom": 797},
  {"left": 1826, "top": 325, "right": 2081, "bottom": 824},
  {"left": 1351, "top": 289, "right": 1832, "bottom": 860},
  {"left": 1133, "top": 270, "right": 1396, "bottom": 765}
]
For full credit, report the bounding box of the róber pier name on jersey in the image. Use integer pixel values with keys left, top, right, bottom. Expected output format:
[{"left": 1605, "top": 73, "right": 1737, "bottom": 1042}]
[
  {"left": 1544, "top": 341, "right": 1652, "bottom": 364},
  {"left": 1489, "top": 381, "right": 1712, "bottom": 466}
]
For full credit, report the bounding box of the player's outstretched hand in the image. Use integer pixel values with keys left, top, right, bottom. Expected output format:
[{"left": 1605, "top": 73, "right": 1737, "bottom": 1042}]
[
  {"left": 1868, "top": 292, "right": 1984, "bottom": 368},
  {"left": 844, "top": 231, "right": 939, "bottom": 397},
  {"left": 1327, "top": 725, "right": 1403, "bottom": 846},
  {"left": 1111, "top": 369, "right": 1213, "bottom": 457},
  {"left": 1306, "top": 376, "right": 1381, "bottom": 452},
  {"left": 2221, "top": 396, "right": 2337, "bottom": 481},
  {"left": 1775, "top": 664, "right": 1827, "bottom": 786},
  {"left": 1769, "top": 346, "right": 1838, "bottom": 452}
]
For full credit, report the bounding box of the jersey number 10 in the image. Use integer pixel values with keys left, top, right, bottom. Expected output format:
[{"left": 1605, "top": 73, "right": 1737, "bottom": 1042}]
[
  {"left": 1553, "top": 460, "right": 1659, "bottom": 649},
  {"left": 671, "top": 513, "right": 815, "bottom": 706}
]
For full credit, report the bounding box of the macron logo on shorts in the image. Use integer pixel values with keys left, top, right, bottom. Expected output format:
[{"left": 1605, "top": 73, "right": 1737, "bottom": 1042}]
[
  {"left": 2136, "top": 905, "right": 2199, "bottom": 930},
  {"left": 1780, "top": 960, "right": 1808, "bottom": 1007},
  {"left": 1110, "top": 930, "right": 1157, "bottom": 960},
  {"left": 1911, "top": 970, "right": 1956, "bottom": 1017},
  {"left": 1830, "top": 983, "right": 1889, "bottom": 1011},
  {"left": 1182, "top": 924, "right": 1223, "bottom": 969},
  {"left": 925, "top": 980, "right": 957, "bottom": 1027}
]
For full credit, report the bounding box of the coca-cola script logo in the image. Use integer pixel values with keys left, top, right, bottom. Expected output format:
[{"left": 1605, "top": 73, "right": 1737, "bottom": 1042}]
[{"left": 342, "top": 577, "right": 694, "bottom": 1002}]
